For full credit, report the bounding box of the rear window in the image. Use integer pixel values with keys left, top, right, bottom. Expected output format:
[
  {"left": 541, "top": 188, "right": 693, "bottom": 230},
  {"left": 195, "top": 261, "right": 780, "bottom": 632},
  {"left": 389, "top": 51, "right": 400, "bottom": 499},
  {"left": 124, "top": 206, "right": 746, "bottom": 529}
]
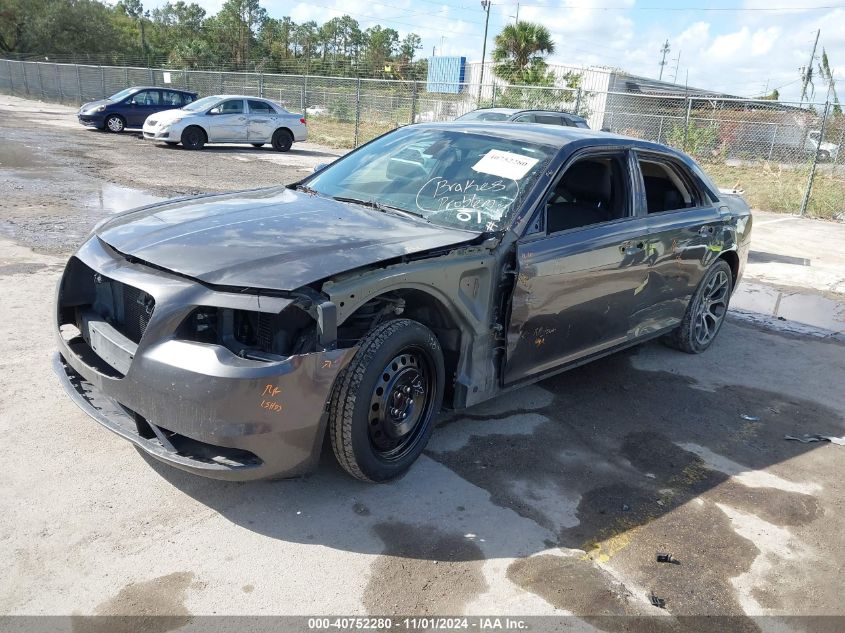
[{"left": 248, "top": 100, "right": 275, "bottom": 114}]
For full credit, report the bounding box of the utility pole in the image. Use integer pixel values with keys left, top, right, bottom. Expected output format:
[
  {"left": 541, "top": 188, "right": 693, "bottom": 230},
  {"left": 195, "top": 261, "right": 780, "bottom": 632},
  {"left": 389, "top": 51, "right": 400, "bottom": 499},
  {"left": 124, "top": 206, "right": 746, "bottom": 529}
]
[
  {"left": 670, "top": 50, "right": 681, "bottom": 83},
  {"left": 478, "top": 0, "right": 491, "bottom": 102},
  {"left": 800, "top": 29, "right": 820, "bottom": 105},
  {"left": 658, "top": 39, "right": 670, "bottom": 81},
  {"left": 509, "top": 2, "right": 520, "bottom": 23}
]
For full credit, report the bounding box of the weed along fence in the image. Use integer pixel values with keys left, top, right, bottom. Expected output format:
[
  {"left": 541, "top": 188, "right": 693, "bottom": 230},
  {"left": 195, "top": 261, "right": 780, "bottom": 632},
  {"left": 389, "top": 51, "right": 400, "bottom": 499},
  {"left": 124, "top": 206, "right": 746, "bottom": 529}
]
[{"left": 1, "top": 58, "right": 843, "bottom": 218}]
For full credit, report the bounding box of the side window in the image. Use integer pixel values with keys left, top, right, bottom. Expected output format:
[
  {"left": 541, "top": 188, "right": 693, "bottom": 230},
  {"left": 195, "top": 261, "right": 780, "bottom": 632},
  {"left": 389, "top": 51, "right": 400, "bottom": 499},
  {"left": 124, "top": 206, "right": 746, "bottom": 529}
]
[
  {"left": 638, "top": 159, "right": 695, "bottom": 213},
  {"left": 219, "top": 99, "right": 244, "bottom": 114},
  {"left": 513, "top": 114, "right": 534, "bottom": 122},
  {"left": 248, "top": 100, "right": 274, "bottom": 114},
  {"left": 183, "top": 94, "right": 194, "bottom": 104},
  {"left": 545, "top": 153, "right": 630, "bottom": 233},
  {"left": 132, "top": 90, "right": 160, "bottom": 106},
  {"left": 535, "top": 114, "right": 563, "bottom": 125},
  {"left": 162, "top": 91, "right": 183, "bottom": 106}
]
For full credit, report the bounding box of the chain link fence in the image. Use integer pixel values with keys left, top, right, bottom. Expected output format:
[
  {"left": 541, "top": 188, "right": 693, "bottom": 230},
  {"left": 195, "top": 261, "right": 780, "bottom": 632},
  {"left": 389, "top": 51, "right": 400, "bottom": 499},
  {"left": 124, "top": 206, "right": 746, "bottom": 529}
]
[{"left": 1, "top": 58, "right": 843, "bottom": 219}]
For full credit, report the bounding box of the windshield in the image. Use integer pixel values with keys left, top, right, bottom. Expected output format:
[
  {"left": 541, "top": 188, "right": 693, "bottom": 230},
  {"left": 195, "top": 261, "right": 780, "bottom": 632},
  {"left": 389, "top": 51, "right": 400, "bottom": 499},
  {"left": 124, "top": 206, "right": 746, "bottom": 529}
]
[
  {"left": 108, "top": 88, "right": 137, "bottom": 102},
  {"left": 182, "top": 96, "right": 220, "bottom": 112},
  {"left": 305, "top": 126, "right": 556, "bottom": 231},
  {"left": 456, "top": 111, "right": 512, "bottom": 122}
]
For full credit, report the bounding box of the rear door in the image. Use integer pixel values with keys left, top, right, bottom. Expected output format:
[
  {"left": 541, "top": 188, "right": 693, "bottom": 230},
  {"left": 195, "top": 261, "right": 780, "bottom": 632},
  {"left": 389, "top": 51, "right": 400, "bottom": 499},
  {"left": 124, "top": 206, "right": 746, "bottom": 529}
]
[
  {"left": 206, "top": 98, "right": 247, "bottom": 142},
  {"left": 634, "top": 151, "right": 725, "bottom": 327},
  {"left": 247, "top": 99, "right": 277, "bottom": 142},
  {"left": 504, "top": 148, "right": 653, "bottom": 384}
]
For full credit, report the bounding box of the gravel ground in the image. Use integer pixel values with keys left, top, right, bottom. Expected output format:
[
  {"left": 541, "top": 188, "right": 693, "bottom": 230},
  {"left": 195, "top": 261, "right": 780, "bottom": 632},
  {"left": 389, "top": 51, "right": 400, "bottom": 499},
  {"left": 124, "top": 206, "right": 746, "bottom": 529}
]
[{"left": 1, "top": 94, "right": 844, "bottom": 631}]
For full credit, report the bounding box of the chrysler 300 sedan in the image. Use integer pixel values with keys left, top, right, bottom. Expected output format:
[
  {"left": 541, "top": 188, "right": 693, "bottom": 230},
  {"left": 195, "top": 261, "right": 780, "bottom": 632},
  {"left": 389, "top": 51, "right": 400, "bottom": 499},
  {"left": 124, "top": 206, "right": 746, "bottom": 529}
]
[
  {"left": 142, "top": 94, "right": 307, "bottom": 151},
  {"left": 78, "top": 86, "right": 198, "bottom": 132},
  {"left": 54, "top": 123, "right": 751, "bottom": 482}
]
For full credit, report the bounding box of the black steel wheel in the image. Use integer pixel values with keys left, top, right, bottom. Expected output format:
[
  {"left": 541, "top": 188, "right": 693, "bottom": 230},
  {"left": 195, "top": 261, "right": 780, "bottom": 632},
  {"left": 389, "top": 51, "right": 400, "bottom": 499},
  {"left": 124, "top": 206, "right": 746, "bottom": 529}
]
[
  {"left": 329, "top": 319, "right": 444, "bottom": 482},
  {"left": 664, "top": 259, "right": 733, "bottom": 354},
  {"left": 271, "top": 128, "right": 293, "bottom": 152},
  {"left": 180, "top": 126, "right": 206, "bottom": 150},
  {"left": 104, "top": 114, "right": 125, "bottom": 133}
]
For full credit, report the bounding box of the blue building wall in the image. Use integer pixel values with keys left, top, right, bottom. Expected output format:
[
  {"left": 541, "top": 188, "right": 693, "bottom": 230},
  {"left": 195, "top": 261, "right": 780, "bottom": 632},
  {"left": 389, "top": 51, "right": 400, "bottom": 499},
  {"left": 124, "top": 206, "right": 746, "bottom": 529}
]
[{"left": 426, "top": 56, "right": 467, "bottom": 94}]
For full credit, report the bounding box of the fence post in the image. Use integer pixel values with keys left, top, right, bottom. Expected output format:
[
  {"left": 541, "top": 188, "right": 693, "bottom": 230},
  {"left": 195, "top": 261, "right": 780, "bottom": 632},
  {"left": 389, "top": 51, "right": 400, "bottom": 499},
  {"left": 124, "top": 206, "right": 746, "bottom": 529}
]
[
  {"left": 491, "top": 82, "right": 497, "bottom": 107},
  {"left": 259, "top": 72, "right": 264, "bottom": 98},
  {"left": 410, "top": 80, "right": 418, "bottom": 124},
  {"left": 574, "top": 87, "right": 582, "bottom": 115},
  {"left": 22, "top": 62, "right": 30, "bottom": 96},
  {"left": 682, "top": 96, "right": 693, "bottom": 152},
  {"left": 799, "top": 101, "right": 831, "bottom": 217},
  {"left": 354, "top": 77, "right": 361, "bottom": 148},
  {"left": 55, "top": 63, "right": 63, "bottom": 103},
  {"left": 124, "top": 66, "right": 129, "bottom": 88},
  {"left": 100, "top": 65, "right": 105, "bottom": 97},
  {"left": 36, "top": 62, "right": 45, "bottom": 100},
  {"left": 768, "top": 125, "right": 778, "bottom": 162},
  {"left": 219, "top": 71, "right": 224, "bottom": 93},
  {"left": 657, "top": 116, "right": 664, "bottom": 143},
  {"left": 8, "top": 60, "right": 14, "bottom": 95}
]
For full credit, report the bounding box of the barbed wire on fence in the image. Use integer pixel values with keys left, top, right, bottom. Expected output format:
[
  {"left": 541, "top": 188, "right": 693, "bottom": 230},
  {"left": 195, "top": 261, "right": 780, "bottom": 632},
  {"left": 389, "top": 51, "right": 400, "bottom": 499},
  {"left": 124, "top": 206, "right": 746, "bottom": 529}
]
[{"left": 0, "top": 58, "right": 842, "bottom": 219}]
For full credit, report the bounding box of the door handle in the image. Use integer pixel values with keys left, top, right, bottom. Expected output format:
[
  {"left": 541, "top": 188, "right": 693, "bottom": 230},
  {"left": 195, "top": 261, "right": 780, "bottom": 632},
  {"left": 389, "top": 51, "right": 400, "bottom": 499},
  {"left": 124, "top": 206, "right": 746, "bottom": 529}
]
[{"left": 620, "top": 241, "right": 645, "bottom": 255}]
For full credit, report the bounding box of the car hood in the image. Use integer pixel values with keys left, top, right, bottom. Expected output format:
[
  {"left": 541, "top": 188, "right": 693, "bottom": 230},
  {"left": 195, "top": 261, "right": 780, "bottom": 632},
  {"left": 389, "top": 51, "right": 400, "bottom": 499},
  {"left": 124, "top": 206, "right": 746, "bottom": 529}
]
[
  {"left": 80, "top": 99, "right": 110, "bottom": 112},
  {"left": 148, "top": 108, "right": 187, "bottom": 123},
  {"left": 95, "top": 186, "right": 478, "bottom": 291}
]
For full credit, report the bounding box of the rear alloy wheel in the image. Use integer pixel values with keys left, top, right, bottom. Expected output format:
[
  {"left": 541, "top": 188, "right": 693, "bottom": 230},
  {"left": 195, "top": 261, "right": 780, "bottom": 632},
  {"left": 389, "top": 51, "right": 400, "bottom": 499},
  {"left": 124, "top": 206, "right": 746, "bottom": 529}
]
[
  {"left": 251, "top": 143, "right": 265, "bottom": 148},
  {"left": 105, "top": 114, "right": 125, "bottom": 133},
  {"left": 664, "top": 260, "right": 733, "bottom": 354},
  {"left": 272, "top": 129, "right": 293, "bottom": 152},
  {"left": 329, "top": 319, "right": 444, "bottom": 482},
  {"left": 180, "top": 126, "right": 206, "bottom": 150}
]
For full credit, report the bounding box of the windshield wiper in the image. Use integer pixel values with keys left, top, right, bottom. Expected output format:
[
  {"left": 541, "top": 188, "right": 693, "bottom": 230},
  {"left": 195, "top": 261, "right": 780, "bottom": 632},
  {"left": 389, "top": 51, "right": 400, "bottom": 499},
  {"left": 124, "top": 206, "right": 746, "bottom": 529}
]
[{"left": 331, "top": 196, "right": 427, "bottom": 221}]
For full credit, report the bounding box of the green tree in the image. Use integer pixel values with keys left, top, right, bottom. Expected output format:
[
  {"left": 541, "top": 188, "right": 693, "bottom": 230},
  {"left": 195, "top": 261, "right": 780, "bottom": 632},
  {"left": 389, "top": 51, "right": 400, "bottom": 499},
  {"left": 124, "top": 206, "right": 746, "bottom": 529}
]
[
  {"left": 492, "top": 21, "right": 555, "bottom": 85},
  {"left": 213, "top": 0, "right": 267, "bottom": 67},
  {"left": 363, "top": 25, "right": 398, "bottom": 74}
]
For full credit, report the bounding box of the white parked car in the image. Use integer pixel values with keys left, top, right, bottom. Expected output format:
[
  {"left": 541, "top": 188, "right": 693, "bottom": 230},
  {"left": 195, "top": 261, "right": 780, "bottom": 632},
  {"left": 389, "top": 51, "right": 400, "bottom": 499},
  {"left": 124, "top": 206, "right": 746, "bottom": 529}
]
[{"left": 142, "top": 95, "right": 307, "bottom": 151}]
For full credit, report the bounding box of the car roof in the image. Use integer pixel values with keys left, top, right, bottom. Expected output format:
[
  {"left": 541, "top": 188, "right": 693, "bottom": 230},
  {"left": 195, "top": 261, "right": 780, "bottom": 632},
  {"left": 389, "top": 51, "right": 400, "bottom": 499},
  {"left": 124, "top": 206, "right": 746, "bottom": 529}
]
[
  {"left": 469, "top": 107, "right": 587, "bottom": 120},
  {"left": 413, "top": 121, "right": 693, "bottom": 160},
  {"left": 204, "top": 95, "right": 276, "bottom": 101},
  {"left": 125, "top": 86, "right": 195, "bottom": 93}
]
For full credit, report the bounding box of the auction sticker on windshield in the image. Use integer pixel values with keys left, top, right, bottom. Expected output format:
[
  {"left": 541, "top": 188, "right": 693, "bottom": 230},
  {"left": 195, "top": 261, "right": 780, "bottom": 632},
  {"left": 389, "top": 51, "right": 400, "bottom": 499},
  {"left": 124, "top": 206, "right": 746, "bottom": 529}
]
[{"left": 471, "top": 150, "right": 539, "bottom": 180}]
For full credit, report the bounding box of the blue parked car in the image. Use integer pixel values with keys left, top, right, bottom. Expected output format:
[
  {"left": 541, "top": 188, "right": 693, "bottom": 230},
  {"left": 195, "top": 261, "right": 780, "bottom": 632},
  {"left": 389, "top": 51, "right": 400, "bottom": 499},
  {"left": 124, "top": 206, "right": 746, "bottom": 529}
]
[{"left": 77, "top": 86, "right": 198, "bottom": 133}]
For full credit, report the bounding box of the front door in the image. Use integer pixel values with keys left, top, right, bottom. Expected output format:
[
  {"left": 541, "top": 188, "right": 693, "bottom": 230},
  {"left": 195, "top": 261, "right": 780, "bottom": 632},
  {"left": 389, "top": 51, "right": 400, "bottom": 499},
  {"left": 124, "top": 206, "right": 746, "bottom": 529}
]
[
  {"left": 125, "top": 89, "right": 161, "bottom": 126},
  {"left": 504, "top": 150, "right": 653, "bottom": 384},
  {"left": 206, "top": 99, "right": 247, "bottom": 142}
]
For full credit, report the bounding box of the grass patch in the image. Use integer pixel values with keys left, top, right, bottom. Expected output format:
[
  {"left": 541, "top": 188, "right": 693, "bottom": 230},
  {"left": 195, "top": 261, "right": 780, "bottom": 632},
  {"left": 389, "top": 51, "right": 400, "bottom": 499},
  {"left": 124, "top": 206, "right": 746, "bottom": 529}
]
[
  {"left": 702, "top": 161, "right": 845, "bottom": 219},
  {"left": 305, "top": 118, "right": 397, "bottom": 149}
]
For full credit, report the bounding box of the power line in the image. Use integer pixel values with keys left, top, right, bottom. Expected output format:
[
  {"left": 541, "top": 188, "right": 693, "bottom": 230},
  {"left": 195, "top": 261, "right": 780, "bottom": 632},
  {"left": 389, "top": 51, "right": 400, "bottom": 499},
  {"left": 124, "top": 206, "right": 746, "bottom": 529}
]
[{"left": 512, "top": 2, "right": 845, "bottom": 10}]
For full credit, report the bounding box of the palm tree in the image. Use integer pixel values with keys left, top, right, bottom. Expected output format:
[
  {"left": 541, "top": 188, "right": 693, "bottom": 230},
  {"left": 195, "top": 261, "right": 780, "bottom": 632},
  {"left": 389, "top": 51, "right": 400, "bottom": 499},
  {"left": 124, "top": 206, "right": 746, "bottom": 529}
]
[{"left": 492, "top": 21, "right": 555, "bottom": 85}]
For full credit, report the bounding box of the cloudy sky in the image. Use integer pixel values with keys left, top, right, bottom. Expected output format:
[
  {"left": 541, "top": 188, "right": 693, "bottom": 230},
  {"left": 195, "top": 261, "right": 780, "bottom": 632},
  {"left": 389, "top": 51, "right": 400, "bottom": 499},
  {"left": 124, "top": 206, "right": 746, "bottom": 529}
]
[{"left": 146, "top": 0, "right": 845, "bottom": 102}]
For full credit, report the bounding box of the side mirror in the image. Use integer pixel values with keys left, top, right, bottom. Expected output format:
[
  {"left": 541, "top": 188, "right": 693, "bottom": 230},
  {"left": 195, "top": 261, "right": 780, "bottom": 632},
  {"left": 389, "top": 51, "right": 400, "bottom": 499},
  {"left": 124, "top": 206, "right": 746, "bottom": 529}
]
[
  {"left": 313, "top": 162, "right": 329, "bottom": 173},
  {"left": 208, "top": 107, "right": 221, "bottom": 115}
]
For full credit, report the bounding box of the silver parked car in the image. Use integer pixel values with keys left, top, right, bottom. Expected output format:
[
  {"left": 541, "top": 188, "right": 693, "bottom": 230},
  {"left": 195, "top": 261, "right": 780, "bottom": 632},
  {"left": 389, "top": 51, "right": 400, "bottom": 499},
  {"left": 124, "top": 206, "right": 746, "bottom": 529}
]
[{"left": 142, "top": 95, "right": 307, "bottom": 151}]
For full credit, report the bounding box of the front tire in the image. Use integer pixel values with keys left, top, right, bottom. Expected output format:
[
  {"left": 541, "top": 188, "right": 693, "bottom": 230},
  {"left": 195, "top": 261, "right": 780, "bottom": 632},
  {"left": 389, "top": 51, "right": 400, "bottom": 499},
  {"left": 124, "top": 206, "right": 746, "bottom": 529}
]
[
  {"left": 329, "top": 319, "right": 445, "bottom": 482},
  {"left": 664, "top": 260, "right": 733, "bottom": 354},
  {"left": 272, "top": 129, "right": 293, "bottom": 152},
  {"left": 104, "top": 114, "right": 125, "bottom": 133},
  {"left": 180, "top": 126, "right": 206, "bottom": 150}
]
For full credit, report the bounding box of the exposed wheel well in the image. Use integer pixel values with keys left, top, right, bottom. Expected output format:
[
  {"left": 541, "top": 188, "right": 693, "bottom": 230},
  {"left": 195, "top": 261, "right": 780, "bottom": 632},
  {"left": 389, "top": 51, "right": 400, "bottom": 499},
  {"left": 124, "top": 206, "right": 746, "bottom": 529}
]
[
  {"left": 717, "top": 250, "right": 739, "bottom": 287},
  {"left": 338, "top": 289, "right": 462, "bottom": 406},
  {"left": 183, "top": 125, "right": 207, "bottom": 140},
  {"left": 274, "top": 127, "right": 293, "bottom": 138}
]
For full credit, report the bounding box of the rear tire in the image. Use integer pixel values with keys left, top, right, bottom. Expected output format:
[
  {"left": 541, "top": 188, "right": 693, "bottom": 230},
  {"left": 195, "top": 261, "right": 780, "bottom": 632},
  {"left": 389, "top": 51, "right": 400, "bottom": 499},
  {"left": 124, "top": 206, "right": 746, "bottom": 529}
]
[
  {"left": 663, "top": 260, "right": 733, "bottom": 354},
  {"left": 180, "top": 126, "right": 206, "bottom": 150},
  {"left": 104, "top": 114, "right": 125, "bottom": 133},
  {"left": 251, "top": 143, "right": 265, "bottom": 148},
  {"left": 271, "top": 129, "right": 293, "bottom": 152},
  {"left": 329, "top": 319, "right": 444, "bottom": 482}
]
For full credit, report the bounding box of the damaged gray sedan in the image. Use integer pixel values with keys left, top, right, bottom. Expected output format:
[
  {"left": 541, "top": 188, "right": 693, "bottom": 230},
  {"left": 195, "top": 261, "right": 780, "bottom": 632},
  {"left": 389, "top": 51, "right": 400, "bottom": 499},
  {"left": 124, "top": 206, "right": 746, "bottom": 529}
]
[{"left": 54, "top": 123, "right": 751, "bottom": 482}]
